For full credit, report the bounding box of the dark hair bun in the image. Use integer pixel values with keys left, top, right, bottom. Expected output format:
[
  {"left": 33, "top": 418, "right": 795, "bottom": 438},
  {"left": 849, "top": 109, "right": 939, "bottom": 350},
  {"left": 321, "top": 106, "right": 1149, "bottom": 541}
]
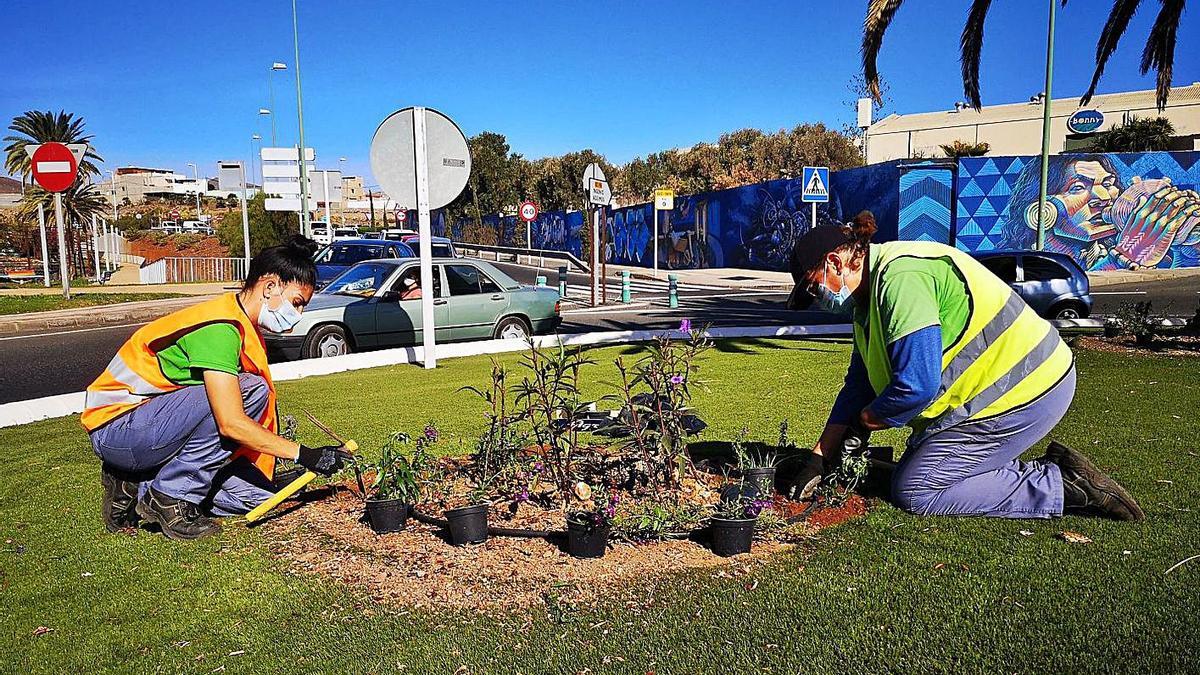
[
  {"left": 850, "top": 211, "right": 877, "bottom": 243},
  {"left": 285, "top": 235, "right": 320, "bottom": 257}
]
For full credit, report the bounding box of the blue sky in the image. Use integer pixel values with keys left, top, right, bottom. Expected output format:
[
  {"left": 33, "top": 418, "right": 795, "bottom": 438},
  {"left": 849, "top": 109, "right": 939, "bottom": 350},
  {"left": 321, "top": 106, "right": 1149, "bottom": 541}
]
[{"left": 2, "top": 0, "right": 1196, "bottom": 182}]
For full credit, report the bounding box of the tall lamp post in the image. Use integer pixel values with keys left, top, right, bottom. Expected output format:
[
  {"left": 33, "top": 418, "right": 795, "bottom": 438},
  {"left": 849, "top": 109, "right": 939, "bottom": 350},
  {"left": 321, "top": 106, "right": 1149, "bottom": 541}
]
[
  {"left": 266, "top": 62, "right": 287, "bottom": 146},
  {"left": 186, "top": 162, "right": 203, "bottom": 221},
  {"left": 290, "top": 0, "right": 311, "bottom": 237},
  {"left": 250, "top": 134, "right": 263, "bottom": 187},
  {"left": 338, "top": 157, "right": 347, "bottom": 226},
  {"left": 1034, "top": 0, "right": 1056, "bottom": 252}
]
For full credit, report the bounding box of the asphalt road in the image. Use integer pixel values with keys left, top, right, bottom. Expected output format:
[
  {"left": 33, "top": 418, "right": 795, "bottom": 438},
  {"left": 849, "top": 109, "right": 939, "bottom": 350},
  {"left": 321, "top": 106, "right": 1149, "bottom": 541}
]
[{"left": 2, "top": 264, "right": 1194, "bottom": 404}]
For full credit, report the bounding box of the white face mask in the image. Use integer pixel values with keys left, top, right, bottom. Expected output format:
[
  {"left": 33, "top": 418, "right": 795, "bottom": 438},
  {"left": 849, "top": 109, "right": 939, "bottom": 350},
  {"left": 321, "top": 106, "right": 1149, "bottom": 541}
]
[
  {"left": 258, "top": 287, "right": 303, "bottom": 333},
  {"left": 403, "top": 277, "right": 417, "bottom": 288}
]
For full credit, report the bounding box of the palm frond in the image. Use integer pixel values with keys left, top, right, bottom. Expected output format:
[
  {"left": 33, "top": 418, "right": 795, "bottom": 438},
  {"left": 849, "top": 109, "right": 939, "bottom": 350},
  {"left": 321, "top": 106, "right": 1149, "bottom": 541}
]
[
  {"left": 1140, "top": 0, "right": 1185, "bottom": 110},
  {"left": 1080, "top": 0, "right": 1143, "bottom": 106},
  {"left": 959, "top": 0, "right": 994, "bottom": 110},
  {"left": 861, "top": 0, "right": 906, "bottom": 104}
]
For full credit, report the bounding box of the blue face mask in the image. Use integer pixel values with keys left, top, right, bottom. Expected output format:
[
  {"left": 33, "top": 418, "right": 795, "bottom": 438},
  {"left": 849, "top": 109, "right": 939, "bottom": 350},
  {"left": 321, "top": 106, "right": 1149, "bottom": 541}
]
[
  {"left": 815, "top": 264, "right": 855, "bottom": 316},
  {"left": 258, "top": 288, "right": 303, "bottom": 333}
]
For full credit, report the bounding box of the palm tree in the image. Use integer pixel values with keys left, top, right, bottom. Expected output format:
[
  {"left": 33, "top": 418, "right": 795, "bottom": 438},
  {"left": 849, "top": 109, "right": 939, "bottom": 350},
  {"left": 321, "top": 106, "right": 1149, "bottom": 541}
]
[
  {"left": 4, "top": 110, "right": 104, "bottom": 183},
  {"left": 1088, "top": 115, "right": 1176, "bottom": 151},
  {"left": 862, "top": 0, "right": 1188, "bottom": 111}
]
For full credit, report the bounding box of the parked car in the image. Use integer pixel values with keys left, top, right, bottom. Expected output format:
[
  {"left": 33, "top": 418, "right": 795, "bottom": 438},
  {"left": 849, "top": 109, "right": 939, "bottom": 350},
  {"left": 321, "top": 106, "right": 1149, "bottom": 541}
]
[
  {"left": 311, "top": 225, "right": 332, "bottom": 245},
  {"left": 313, "top": 239, "right": 415, "bottom": 289},
  {"left": 380, "top": 228, "right": 417, "bottom": 241},
  {"left": 332, "top": 227, "right": 360, "bottom": 241},
  {"left": 399, "top": 234, "right": 459, "bottom": 258},
  {"left": 973, "top": 250, "right": 1093, "bottom": 319},
  {"left": 265, "top": 258, "right": 562, "bottom": 360}
]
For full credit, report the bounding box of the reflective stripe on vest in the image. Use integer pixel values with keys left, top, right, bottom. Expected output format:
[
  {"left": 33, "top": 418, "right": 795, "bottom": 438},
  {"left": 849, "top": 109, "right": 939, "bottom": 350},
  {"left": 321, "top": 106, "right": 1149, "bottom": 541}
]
[
  {"left": 81, "top": 293, "right": 279, "bottom": 478},
  {"left": 854, "top": 241, "right": 1072, "bottom": 436}
]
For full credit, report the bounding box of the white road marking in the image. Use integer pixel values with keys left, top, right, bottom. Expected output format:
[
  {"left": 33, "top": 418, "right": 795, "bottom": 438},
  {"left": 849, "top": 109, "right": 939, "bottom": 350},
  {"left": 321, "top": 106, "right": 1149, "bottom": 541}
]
[
  {"left": 1092, "top": 291, "right": 1147, "bottom": 295},
  {"left": 0, "top": 322, "right": 143, "bottom": 341}
]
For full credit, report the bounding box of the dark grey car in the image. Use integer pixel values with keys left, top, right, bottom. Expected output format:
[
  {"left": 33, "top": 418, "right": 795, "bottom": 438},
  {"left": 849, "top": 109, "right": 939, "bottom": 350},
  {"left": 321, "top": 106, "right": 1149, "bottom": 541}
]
[{"left": 973, "top": 250, "right": 1093, "bottom": 319}]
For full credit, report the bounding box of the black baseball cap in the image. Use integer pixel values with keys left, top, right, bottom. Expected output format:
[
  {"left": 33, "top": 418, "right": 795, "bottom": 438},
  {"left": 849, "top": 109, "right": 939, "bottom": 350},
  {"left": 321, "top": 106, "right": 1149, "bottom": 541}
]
[{"left": 785, "top": 226, "right": 854, "bottom": 311}]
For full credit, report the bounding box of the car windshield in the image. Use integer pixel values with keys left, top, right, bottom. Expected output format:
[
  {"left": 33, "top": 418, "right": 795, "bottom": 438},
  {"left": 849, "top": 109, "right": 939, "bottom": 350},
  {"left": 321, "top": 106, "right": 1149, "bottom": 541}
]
[
  {"left": 314, "top": 243, "right": 385, "bottom": 266},
  {"left": 334, "top": 228, "right": 358, "bottom": 237},
  {"left": 432, "top": 244, "right": 452, "bottom": 257},
  {"left": 321, "top": 262, "right": 393, "bottom": 297}
]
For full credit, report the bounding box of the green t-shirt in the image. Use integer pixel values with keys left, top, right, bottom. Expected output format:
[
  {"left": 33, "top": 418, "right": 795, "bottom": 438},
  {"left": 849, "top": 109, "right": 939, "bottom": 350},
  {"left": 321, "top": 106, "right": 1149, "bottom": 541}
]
[
  {"left": 863, "top": 252, "right": 971, "bottom": 350},
  {"left": 156, "top": 322, "right": 243, "bottom": 386}
]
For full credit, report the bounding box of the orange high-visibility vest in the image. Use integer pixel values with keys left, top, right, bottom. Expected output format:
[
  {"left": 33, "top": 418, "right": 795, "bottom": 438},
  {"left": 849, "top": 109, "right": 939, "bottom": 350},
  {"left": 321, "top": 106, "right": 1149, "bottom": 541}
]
[{"left": 81, "top": 293, "right": 279, "bottom": 479}]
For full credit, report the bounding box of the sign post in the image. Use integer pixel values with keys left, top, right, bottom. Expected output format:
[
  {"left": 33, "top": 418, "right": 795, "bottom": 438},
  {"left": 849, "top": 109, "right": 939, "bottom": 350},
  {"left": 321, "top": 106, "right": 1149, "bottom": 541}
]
[
  {"left": 582, "top": 163, "right": 609, "bottom": 306},
  {"left": 801, "top": 166, "right": 830, "bottom": 230},
  {"left": 29, "top": 142, "right": 86, "bottom": 298},
  {"left": 37, "top": 202, "right": 50, "bottom": 287},
  {"left": 370, "top": 106, "right": 471, "bottom": 369},
  {"left": 653, "top": 189, "right": 674, "bottom": 279},
  {"left": 519, "top": 200, "right": 539, "bottom": 265},
  {"left": 91, "top": 214, "right": 101, "bottom": 279}
]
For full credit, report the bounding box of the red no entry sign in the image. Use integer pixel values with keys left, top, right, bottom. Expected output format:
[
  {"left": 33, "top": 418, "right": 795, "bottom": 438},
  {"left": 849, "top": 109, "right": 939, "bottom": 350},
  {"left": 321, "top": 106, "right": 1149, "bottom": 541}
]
[
  {"left": 396, "top": 209, "right": 408, "bottom": 223},
  {"left": 30, "top": 142, "right": 80, "bottom": 193}
]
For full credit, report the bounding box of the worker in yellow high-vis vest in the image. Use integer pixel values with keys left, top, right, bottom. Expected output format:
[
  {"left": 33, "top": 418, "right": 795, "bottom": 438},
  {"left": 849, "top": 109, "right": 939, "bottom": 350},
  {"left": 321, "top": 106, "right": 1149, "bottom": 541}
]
[
  {"left": 82, "top": 238, "right": 352, "bottom": 540},
  {"left": 784, "top": 212, "right": 1143, "bottom": 521}
]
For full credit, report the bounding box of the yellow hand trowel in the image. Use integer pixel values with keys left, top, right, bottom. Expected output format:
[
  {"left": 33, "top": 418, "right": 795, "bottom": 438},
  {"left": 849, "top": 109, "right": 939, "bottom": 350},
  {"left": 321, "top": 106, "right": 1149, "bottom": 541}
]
[{"left": 244, "top": 411, "right": 358, "bottom": 523}]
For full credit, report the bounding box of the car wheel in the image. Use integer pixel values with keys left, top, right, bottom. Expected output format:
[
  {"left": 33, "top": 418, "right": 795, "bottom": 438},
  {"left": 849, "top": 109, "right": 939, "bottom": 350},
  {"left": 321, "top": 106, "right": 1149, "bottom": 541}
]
[
  {"left": 1051, "top": 302, "right": 1086, "bottom": 320},
  {"left": 304, "top": 324, "right": 352, "bottom": 359},
  {"left": 494, "top": 316, "right": 531, "bottom": 340}
]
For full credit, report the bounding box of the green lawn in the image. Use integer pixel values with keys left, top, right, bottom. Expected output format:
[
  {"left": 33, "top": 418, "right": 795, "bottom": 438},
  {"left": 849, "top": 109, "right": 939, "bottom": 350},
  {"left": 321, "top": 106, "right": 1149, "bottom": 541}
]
[
  {"left": 0, "top": 293, "right": 186, "bottom": 315},
  {"left": 2, "top": 339, "right": 1197, "bottom": 673}
]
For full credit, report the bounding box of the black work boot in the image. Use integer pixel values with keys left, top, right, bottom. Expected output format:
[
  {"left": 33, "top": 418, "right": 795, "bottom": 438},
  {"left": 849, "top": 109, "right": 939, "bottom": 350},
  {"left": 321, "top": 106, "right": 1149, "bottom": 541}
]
[
  {"left": 100, "top": 464, "right": 140, "bottom": 532},
  {"left": 135, "top": 486, "right": 220, "bottom": 541},
  {"left": 1045, "top": 441, "right": 1145, "bottom": 522}
]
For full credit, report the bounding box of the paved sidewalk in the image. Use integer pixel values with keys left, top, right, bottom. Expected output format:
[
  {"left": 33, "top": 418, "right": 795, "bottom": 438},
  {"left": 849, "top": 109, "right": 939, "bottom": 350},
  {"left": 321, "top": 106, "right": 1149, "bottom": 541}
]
[
  {"left": 0, "top": 296, "right": 213, "bottom": 335},
  {"left": 1086, "top": 267, "right": 1200, "bottom": 288},
  {"left": 0, "top": 280, "right": 234, "bottom": 297}
]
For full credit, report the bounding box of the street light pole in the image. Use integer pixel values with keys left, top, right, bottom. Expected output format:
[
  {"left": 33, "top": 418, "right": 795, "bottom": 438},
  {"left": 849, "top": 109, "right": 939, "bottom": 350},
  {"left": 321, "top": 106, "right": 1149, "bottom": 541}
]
[
  {"left": 250, "top": 134, "right": 262, "bottom": 187},
  {"left": 267, "top": 62, "right": 287, "bottom": 146},
  {"left": 338, "top": 157, "right": 347, "bottom": 226},
  {"left": 187, "top": 162, "right": 202, "bottom": 221},
  {"left": 1035, "top": 0, "right": 1056, "bottom": 252},
  {"left": 290, "top": 0, "right": 311, "bottom": 237}
]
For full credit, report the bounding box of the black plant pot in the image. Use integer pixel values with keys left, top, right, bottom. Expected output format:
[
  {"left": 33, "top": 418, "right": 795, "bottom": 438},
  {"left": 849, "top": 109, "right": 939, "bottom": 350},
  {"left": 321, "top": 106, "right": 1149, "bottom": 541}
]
[
  {"left": 365, "top": 498, "right": 409, "bottom": 534},
  {"left": 1104, "top": 322, "right": 1121, "bottom": 338},
  {"left": 741, "top": 467, "right": 776, "bottom": 497},
  {"left": 710, "top": 516, "right": 756, "bottom": 557},
  {"left": 566, "top": 519, "right": 610, "bottom": 558},
  {"left": 445, "top": 504, "right": 489, "bottom": 545}
]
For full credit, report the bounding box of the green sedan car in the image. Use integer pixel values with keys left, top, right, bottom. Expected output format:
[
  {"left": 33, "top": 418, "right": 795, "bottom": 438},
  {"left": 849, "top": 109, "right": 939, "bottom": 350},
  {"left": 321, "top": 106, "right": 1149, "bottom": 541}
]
[{"left": 265, "top": 258, "right": 562, "bottom": 360}]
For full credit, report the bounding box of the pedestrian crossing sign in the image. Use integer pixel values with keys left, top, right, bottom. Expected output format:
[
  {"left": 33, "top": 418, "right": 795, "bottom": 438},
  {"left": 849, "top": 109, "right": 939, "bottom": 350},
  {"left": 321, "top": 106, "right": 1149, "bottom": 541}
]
[{"left": 801, "top": 166, "right": 830, "bottom": 203}]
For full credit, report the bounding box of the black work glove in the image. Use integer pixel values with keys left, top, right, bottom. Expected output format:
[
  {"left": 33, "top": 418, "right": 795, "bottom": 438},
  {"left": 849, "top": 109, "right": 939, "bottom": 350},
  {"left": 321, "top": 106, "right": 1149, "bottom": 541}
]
[
  {"left": 296, "top": 444, "right": 353, "bottom": 476},
  {"left": 842, "top": 419, "right": 871, "bottom": 455},
  {"left": 787, "top": 452, "right": 826, "bottom": 501}
]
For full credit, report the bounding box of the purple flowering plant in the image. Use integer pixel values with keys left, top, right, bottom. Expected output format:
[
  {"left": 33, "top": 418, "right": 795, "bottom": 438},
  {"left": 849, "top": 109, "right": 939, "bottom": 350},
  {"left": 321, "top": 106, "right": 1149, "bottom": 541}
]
[{"left": 567, "top": 484, "right": 619, "bottom": 530}]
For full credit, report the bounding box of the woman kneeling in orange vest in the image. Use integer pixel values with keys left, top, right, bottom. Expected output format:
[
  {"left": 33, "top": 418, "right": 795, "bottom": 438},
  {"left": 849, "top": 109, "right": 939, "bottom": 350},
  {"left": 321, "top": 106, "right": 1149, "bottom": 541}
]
[{"left": 82, "top": 238, "right": 352, "bottom": 540}]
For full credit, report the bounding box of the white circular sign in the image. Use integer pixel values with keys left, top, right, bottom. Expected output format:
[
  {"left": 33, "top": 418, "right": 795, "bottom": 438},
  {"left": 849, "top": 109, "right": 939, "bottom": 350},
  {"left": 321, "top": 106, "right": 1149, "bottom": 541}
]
[
  {"left": 370, "top": 107, "right": 472, "bottom": 210},
  {"left": 519, "top": 201, "right": 539, "bottom": 222},
  {"left": 581, "top": 162, "right": 606, "bottom": 192}
]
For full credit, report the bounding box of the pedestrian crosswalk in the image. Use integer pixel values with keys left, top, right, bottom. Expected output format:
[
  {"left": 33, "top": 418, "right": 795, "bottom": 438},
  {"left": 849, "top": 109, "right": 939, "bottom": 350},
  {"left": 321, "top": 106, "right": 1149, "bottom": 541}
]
[{"left": 560, "top": 277, "right": 733, "bottom": 301}]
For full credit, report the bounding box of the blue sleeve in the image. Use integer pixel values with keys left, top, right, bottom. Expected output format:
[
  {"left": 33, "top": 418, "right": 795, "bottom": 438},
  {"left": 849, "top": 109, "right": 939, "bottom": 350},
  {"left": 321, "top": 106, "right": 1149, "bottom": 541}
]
[
  {"left": 827, "top": 351, "right": 875, "bottom": 426},
  {"left": 867, "top": 324, "right": 942, "bottom": 427}
]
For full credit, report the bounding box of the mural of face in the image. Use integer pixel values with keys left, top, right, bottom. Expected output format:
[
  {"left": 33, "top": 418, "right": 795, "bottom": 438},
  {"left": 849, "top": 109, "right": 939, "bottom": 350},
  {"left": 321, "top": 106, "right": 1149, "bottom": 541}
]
[{"left": 1049, "top": 160, "right": 1120, "bottom": 242}]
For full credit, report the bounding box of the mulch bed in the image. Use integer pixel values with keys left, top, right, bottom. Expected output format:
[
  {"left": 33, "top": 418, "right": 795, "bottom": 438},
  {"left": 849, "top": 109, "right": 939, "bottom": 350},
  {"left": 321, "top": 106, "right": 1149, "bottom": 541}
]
[
  {"left": 1073, "top": 334, "right": 1200, "bottom": 357},
  {"left": 262, "top": 487, "right": 869, "bottom": 611}
]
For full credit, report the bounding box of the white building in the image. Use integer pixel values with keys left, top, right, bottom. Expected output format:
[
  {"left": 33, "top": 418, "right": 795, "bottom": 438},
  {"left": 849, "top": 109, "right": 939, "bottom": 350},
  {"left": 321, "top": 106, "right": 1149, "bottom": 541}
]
[{"left": 865, "top": 83, "right": 1200, "bottom": 164}]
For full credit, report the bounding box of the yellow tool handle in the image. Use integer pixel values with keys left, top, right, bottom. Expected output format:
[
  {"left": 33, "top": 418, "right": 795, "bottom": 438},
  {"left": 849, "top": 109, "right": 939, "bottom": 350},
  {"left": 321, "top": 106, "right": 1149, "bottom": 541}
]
[{"left": 244, "top": 439, "right": 357, "bottom": 522}]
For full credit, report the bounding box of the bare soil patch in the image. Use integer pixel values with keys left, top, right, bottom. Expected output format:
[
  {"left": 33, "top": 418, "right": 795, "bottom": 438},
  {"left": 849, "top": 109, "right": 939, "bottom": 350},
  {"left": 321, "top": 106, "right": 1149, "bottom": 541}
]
[
  {"left": 1073, "top": 334, "right": 1200, "bottom": 357},
  {"left": 263, "top": 487, "right": 868, "bottom": 611}
]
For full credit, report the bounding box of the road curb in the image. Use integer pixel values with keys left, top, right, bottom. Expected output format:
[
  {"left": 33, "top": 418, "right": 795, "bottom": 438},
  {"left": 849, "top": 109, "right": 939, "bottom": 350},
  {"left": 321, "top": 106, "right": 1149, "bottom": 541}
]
[{"left": 0, "top": 297, "right": 206, "bottom": 336}]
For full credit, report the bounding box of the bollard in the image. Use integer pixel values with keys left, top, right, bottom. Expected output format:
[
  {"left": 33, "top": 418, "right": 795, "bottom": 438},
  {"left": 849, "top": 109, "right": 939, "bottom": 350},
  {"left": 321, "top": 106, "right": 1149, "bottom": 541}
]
[
  {"left": 668, "top": 274, "right": 679, "bottom": 308},
  {"left": 536, "top": 275, "right": 547, "bottom": 287},
  {"left": 558, "top": 265, "right": 568, "bottom": 297},
  {"left": 621, "top": 271, "right": 631, "bottom": 303}
]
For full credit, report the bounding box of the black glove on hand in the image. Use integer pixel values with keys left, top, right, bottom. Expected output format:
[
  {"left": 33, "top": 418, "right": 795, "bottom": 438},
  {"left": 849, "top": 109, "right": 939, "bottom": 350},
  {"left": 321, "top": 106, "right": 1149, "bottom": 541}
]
[
  {"left": 788, "top": 452, "right": 825, "bottom": 501},
  {"left": 842, "top": 420, "right": 871, "bottom": 454},
  {"left": 296, "top": 444, "right": 353, "bottom": 476}
]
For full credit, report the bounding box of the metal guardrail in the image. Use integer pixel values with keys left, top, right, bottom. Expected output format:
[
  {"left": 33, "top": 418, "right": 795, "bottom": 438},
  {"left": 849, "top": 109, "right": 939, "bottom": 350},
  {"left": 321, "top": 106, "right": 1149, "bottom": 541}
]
[
  {"left": 454, "top": 242, "right": 590, "bottom": 273},
  {"left": 140, "top": 256, "right": 247, "bottom": 284}
]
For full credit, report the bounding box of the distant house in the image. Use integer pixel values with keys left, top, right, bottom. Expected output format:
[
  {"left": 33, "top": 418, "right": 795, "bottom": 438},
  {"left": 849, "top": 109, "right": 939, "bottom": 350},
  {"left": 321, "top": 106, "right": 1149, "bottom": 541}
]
[{"left": 0, "top": 175, "right": 22, "bottom": 209}]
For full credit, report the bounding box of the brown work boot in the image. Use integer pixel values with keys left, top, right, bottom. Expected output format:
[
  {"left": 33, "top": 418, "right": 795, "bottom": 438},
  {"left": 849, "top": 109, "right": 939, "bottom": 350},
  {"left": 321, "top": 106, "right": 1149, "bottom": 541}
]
[
  {"left": 1045, "top": 441, "right": 1145, "bottom": 522},
  {"left": 101, "top": 464, "right": 140, "bottom": 532},
  {"left": 135, "top": 486, "right": 220, "bottom": 541}
]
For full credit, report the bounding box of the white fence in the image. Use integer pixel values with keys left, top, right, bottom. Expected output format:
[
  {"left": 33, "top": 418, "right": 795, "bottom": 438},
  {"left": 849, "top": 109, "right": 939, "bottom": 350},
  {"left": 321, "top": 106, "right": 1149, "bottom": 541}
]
[{"left": 140, "top": 256, "right": 247, "bottom": 284}]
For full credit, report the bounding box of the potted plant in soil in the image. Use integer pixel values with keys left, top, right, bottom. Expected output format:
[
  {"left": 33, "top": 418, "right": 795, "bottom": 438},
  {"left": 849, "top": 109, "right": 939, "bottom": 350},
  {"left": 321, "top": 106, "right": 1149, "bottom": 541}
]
[
  {"left": 709, "top": 484, "right": 771, "bottom": 557},
  {"left": 445, "top": 480, "right": 493, "bottom": 546},
  {"left": 361, "top": 431, "right": 426, "bottom": 534},
  {"left": 732, "top": 425, "right": 780, "bottom": 498},
  {"left": 565, "top": 482, "right": 618, "bottom": 558}
]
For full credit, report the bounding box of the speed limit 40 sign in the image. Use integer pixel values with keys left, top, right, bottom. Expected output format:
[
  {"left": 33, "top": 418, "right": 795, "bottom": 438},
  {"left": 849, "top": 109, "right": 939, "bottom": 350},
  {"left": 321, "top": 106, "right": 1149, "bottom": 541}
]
[{"left": 518, "top": 201, "right": 539, "bottom": 222}]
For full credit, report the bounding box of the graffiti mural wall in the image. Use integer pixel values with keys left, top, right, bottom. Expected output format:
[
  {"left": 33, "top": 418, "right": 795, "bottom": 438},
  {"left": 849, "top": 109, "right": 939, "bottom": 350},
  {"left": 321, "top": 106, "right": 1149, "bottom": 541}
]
[
  {"left": 956, "top": 151, "right": 1200, "bottom": 270},
  {"left": 450, "top": 162, "right": 901, "bottom": 273}
]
